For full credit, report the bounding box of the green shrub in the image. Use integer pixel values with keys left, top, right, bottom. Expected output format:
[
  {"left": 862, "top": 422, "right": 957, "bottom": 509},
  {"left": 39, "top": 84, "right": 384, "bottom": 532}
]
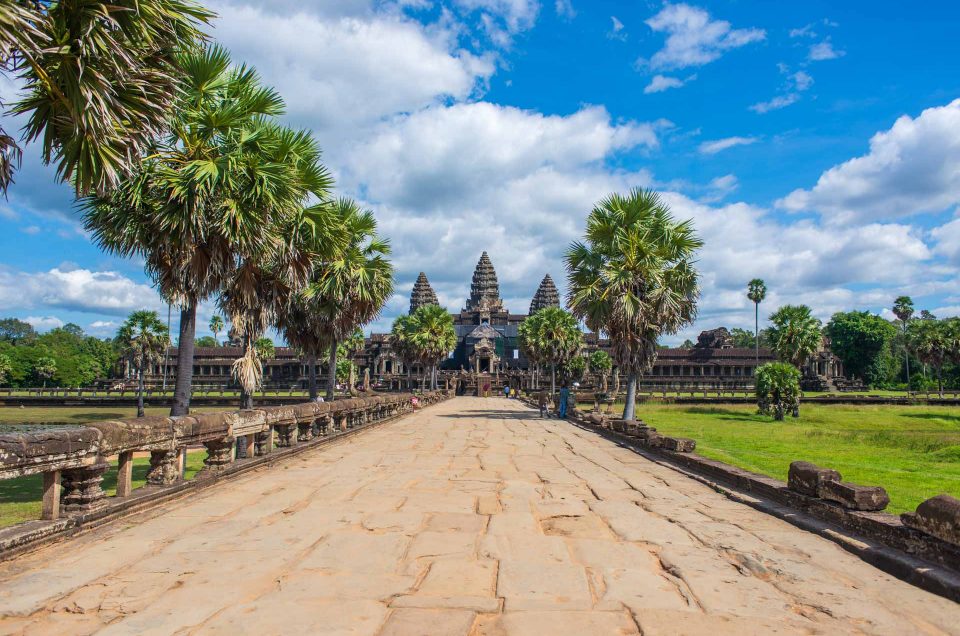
[{"left": 756, "top": 362, "right": 801, "bottom": 421}]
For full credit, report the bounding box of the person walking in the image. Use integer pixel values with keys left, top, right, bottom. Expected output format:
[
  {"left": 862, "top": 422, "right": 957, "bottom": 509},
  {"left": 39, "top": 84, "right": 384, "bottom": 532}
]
[
  {"left": 503, "top": 384, "right": 511, "bottom": 399},
  {"left": 538, "top": 389, "right": 549, "bottom": 418},
  {"left": 559, "top": 382, "right": 570, "bottom": 419}
]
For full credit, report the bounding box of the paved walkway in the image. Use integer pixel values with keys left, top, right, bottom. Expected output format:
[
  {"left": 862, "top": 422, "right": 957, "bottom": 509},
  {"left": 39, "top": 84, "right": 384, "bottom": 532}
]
[{"left": 1, "top": 397, "right": 959, "bottom": 635}]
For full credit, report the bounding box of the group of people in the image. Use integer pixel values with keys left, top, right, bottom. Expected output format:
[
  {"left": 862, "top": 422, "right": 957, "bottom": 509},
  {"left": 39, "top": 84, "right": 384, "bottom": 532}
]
[{"left": 536, "top": 383, "right": 571, "bottom": 419}]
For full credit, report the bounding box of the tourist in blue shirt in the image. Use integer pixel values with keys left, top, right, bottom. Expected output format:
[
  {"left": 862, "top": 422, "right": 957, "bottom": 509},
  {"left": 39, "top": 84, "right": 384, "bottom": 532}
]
[{"left": 558, "top": 382, "right": 570, "bottom": 419}]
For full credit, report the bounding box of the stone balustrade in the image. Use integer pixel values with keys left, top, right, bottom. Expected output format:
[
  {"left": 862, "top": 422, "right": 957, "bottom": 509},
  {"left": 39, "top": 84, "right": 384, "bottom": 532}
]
[{"left": 0, "top": 391, "right": 450, "bottom": 526}]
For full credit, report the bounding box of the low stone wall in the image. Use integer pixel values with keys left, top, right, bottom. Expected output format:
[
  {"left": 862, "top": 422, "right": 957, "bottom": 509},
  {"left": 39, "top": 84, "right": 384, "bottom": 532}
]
[
  {"left": 0, "top": 391, "right": 450, "bottom": 560},
  {"left": 526, "top": 398, "right": 960, "bottom": 602}
]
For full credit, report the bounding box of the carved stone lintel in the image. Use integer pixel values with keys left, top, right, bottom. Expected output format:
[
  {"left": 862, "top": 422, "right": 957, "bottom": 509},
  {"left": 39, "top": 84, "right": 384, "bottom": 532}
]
[
  {"left": 61, "top": 461, "right": 109, "bottom": 513},
  {"left": 146, "top": 449, "right": 181, "bottom": 486},
  {"left": 199, "top": 438, "right": 235, "bottom": 477}
]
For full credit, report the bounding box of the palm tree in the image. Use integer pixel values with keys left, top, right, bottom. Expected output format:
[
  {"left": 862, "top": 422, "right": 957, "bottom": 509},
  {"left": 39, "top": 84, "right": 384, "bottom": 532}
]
[
  {"left": 517, "top": 317, "right": 542, "bottom": 389},
  {"left": 117, "top": 310, "right": 169, "bottom": 416},
  {"left": 525, "top": 307, "right": 583, "bottom": 396},
  {"left": 767, "top": 305, "right": 822, "bottom": 369},
  {"left": 892, "top": 296, "right": 914, "bottom": 390},
  {"left": 408, "top": 304, "right": 456, "bottom": 390},
  {"left": 34, "top": 357, "right": 57, "bottom": 388},
  {"left": 747, "top": 279, "right": 767, "bottom": 362},
  {"left": 81, "top": 45, "right": 287, "bottom": 416},
  {"left": 1, "top": 0, "right": 213, "bottom": 195},
  {"left": 909, "top": 318, "right": 950, "bottom": 395},
  {"left": 209, "top": 316, "right": 225, "bottom": 346},
  {"left": 281, "top": 297, "right": 327, "bottom": 399},
  {"left": 307, "top": 198, "right": 394, "bottom": 400},
  {"left": 566, "top": 188, "right": 702, "bottom": 420},
  {"left": 390, "top": 314, "right": 417, "bottom": 390}
]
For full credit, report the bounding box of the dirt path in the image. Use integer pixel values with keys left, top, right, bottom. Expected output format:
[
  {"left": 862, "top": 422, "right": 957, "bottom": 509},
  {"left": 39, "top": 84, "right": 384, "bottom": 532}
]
[{"left": 1, "top": 397, "right": 958, "bottom": 635}]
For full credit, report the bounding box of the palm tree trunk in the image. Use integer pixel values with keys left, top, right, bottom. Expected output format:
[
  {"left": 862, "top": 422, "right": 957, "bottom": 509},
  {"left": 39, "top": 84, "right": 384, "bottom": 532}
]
[
  {"left": 623, "top": 372, "right": 638, "bottom": 421},
  {"left": 240, "top": 335, "right": 254, "bottom": 410},
  {"left": 903, "top": 329, "right": 911, "bottom": 390},
  {"left": 551, "top": 362, "right": 556, "bottom": 396},
  {"left": 431, "top": 364, "right": 438, "bottom": 390},
  {"left": 327, "top": 340, "right": 338, "bottom": 401},
  {"left": 307, "top": 353, "right": 318, "bottom": 399},
  {"left": 171, "top": 303, "right": 197, "bottom": 416},
  {"left": 406, "top": 364, "right": 412, "bottom": 391},
  {"left": 754, "top": 302, "right": 759, "bottom": 362},
  {"left": 137, "top": 367, "right": 145, "bottom": 418},
  {"left": 938, "top": 365, "right": 943, "bottom": 396}
]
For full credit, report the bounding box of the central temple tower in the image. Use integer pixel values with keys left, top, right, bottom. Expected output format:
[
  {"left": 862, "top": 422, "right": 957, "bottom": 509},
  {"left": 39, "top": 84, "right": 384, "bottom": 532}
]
[{"left": 458, "top": 252, "right": 510, "bottom": 326}]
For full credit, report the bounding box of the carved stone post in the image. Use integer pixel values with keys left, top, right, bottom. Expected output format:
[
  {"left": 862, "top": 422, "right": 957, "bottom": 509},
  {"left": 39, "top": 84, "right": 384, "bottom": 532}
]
[
  {"left": 42, "top": 470, "right": 61, "bottom": 520},
  {"left": 61, "top": 461, "right": 109, "bottom": 513},
  {"left": 254, "top": 431, "right": 269, "bottom": 456},
  {"left": 297, "top": 422, "right": 313, "bottom": 442},
  {"left": 276, "top": 424, "right": 296, "bottom": 447},
  {"left": 199, "top": 438, "right": 235, "bottom": 477},
  {"left": 146, "top": 449, "right": 181, "bottom": 486}
]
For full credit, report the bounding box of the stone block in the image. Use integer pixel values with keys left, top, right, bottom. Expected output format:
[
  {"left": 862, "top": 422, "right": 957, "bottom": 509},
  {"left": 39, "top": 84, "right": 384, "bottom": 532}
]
[
  {"left": 788, "top": 461, "right": 841, "bottom": 497},
  {"left": 643, "top": 432, "right": 663, "bottom": 448},
  {"left": 901, "top": 494, "right": 960, "bottom": 546},
  {"left": 662, "top": 437, "right": 696, "bottom": 452},
  {"left": 818, "top": 479, "right": 889, "bottom": 511}
]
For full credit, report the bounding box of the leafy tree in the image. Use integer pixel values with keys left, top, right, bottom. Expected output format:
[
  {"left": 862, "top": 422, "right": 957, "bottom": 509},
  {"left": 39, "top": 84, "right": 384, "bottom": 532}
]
[
  {"left": 755, "top": 362, "right": 801, "bottom": 421},
  {"left": 565, "top": 355, "right": 587, "bottom": 382},
  {"left": 389, "top": 314, "right": 417, "bottom": 391},
  {"left": 0, "top": 353, "right": 11, "bottom": 385},
  {"left": 195, "top": 336, "right": 217, "bottom": 347},
  {"left": 920, "top": 310, "right": 937, "bottom": 321},
  {"left": 825, "top": 311, "right": 897, "bottom": 388},
  {"left": 566, "top": 188, "right": 701, "bottom": 420},
  {"left": 679, "top": 339, "right": 694, "bottom": 349},
  {"left": 892, "top": 296, "right": 914, "bottom": 388},
  {"left": 519, "top": 307, "right": 583, "bottom": 395},
  {"left": 209, "top": 316, "right": 225, "bottom": 346},
  {"left": 767, "top": 305, "right": 822, "bottom": 368},
  {"left": 82, "top": 45, "right": 292, "bottom": 415},
  {"left": 408, "top": 305, "right": 456, "bottom": 391},
  {"left": 34, "top": 356, "right": 57, "bottom": 387},
  {"left": 1, "top": 0, "right": 213, "bottom": 195},
  {"left": 910, "top": 318, "right": 952, "bottom": 394},
  {"left": 747, "top": 279, "right": 767, "bottom": 362},
  {"left": 306, "top": 199, "right": 393, "bottom": 400},
  {"left": 588, "top": 349, "right": 612, "bottom": 393},
  {"left": 117, "top": 310, "right": 169, "bottom": 416},
  {"left": 0, "top": 318, "right": 36, "bottom": 344}
]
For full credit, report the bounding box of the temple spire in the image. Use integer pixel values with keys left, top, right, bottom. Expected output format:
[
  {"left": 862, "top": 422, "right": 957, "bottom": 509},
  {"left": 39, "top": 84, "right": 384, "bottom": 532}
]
[
  {"left": 529, "top": 274, "right": 560, "bottom": 314},
  {"left": 466, "top": 251, "right": 503, "bottom": 311},
  {"left": 409, "top": 272, "right": 439, "bottom": 314}
]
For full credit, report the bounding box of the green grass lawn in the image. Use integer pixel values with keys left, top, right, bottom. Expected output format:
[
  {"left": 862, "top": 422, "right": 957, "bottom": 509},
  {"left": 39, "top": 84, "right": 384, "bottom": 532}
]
[
  {"left": 608, "top": 402, "right": 960, "bottom": 514},
  {"left": 0, "top": 405, "right": 222, "bottom": 426}
]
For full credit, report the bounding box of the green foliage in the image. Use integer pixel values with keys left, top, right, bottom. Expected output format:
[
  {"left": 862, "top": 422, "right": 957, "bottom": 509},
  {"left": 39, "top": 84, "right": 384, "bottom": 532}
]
[
  {"left": 565, "top": 355, "right": 587, "bottom": 380},
  {"left": 209, "top": 316, "right": 225, "bottom": 344},
  {"left": 730, "top": 327, "right": 771, "bottom": 349},
  {"left": 679, "top": 339, "right": 694, "bottom": 349},
  {"left": 33, "top": 356, "right": 57, "bottom": 386},
  {"left": 589, "top": 350, "right": 612, "bottom": 374},
  {"left": 755, "top": 362, "right": 801, "bottom": 421},
  {"left": 0, "top": 353, "right": 11, "bottom": 385},
  {"left": 825, "top": 311, "right": 897, "bottom": 387},
  {"left": 747, "top": 279, "right": 767, "bottom": 305},
  {"left": 892, "top": 296, "right": 914, "bottom": 324},
  {"left": 195, "top": 336, "right": 217, "bottom": 347},
  {"left": 767, "top": 305, "right": 823, "bottom": 368},
  {"left": 0, "top": 318, "right": 36, "bottom": 344},
  {"left": 407, "top": 305, "right": 457, "bottom": 367},
  {"left": 519, "top": 307, "right": 583, "bottom": 372},
  {"left": 0, "top": 320, "right": 118, "bottom": 387},
  {"left": 254, "top": 338, "right": 275, "bottom": 361}
]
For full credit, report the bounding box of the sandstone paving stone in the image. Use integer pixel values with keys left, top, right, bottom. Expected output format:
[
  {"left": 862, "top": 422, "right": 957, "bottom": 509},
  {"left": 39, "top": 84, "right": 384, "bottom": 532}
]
[{"left": 2, "top": 397, "right": 960, "bottom": 636}]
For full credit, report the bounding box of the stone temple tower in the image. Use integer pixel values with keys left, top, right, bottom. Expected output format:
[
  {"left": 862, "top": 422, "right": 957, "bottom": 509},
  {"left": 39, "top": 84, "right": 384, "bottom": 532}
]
[
  {"left": 465, "top": 252, "right": 504, "bottom": 312},
  {"left": 529, "top": 274, "right": 560, "bottom": 314},
  {"left": 409, "top": 272, "right": 439, "bottom": 314}
]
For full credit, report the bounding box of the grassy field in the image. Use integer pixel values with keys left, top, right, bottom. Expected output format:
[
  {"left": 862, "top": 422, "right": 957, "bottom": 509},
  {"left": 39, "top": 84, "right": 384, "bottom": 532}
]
[
  {"left": 0, "top": 405, "right": 223, "bottom": 426},
  {"left": 606, "top": 402, "right": 960, "bottom": 514}
]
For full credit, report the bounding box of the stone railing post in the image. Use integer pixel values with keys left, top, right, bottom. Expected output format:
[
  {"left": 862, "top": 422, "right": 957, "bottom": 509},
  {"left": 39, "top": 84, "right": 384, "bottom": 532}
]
[
  {"left": 297, "top": 421, "right": 313, "bottom": 443},
  {"left": 276, "top": 424, "right": 296, "bottom": 447},
  {"left": 42, "top": 471, "right": 61, "bottom": 520},
  {"left": 146, "top": 449, "right": 180, "bottom": 486},
  {"left": 61, "top": 461, "right": 109, "bottom": 513},
  {"left": 199, "top": 438, "right": 235, "bottom": 477},
  {"left": 116, "top": 451, "right": 134, "bottom": 497}
]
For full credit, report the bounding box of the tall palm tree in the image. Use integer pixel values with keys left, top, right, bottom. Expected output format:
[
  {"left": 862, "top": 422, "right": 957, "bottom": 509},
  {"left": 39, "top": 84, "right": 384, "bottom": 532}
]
[
  {"left": 2, "top": 0, "right": 213, "bottom": 195},
  {"left": 408, "top": 304, "right": 456, "bottom": 390},
  {"left": 81, "top": 45, "right": 287, "bottom": 416},
  {"left": 117, "top": 310, "right": 169, "bottom": 416},
  {"left": 209, "top": 315, "right": 225, "bottom": 346},
  {"left": 747, "top": 279, "right": 767, "bottom": 362},
  {"left": 307, "top": 198, "right": 394, "bottom": 400},
  {"left": 767, "top": 305, "right": 822, "bottom": 369},
  {"left": 520, "top": 307, "right": 583, "bottom": 396},
  {"left": 390, "top": 314, "right": 417, "bottom": 390},
  {"left": 909, "top": 318, "right": 950, "bottom": 395},
  {"left": 517, "top": 317, "right": 542, "bottom": 389},
  {"left": 34, "top": 357, "right": 56, "bottom": 388},
  {"left": 566, "top": 188, "right": 702, "bottom": 420},
  {"left": 892, "top": 296, "right": 914, "bottom": 389}
]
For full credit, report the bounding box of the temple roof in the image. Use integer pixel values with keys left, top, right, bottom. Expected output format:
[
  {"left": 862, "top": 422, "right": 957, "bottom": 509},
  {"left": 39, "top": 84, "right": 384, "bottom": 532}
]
[
  {"left": 465, "top": 252, "right": 504, "bottom": 312},
  {"left": 409, "top": 272, "right": 439, "bottom": 314},
  {"left": 529, "top": 274, "right": 560, "bottom": 314},
  {"left": 466, "top": 324, "right": 501, "bottom": 340}
]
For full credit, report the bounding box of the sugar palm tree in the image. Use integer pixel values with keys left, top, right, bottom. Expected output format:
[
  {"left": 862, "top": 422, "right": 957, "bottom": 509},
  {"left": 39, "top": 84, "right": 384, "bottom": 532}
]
[
  {"left": 767, "top": 305, "right": 823, "bottom": 369},
  {"left": 117, "top": 310, "right": 169, "bottom": 416},
  {"left": 81, "top": 45, "right": 287, "bottom": 416},
  {"left": 209, "top": 315, "right": 225, "bottom": 346},
  {"left": 408, "top": 304, "right": 456, "bottom": 390},
  {"left": 307, "top": 198, "right": 394, "bottom": 400},
  {"left": 892, "top": 296, "right": 914, "bottom": 390},
  {"left": 909, "top": 318, "right": 950, "bottom": 395},
  {"left": 566, "top": 188, "right": 702, "bottom": 421},
  {"left": 34, "top": 356, "right": 57, "bottom": 388},
  {"left": 1, "top": 0, "right": 213, "bottom": 195},
  {"left": 520, "top": 307, "right": 583, "bottom": 396},
  {"left": 747, "top": 279, "right": 767, "bottom": 361},
  {"left": 517, "top": 316, "right": 542, "bottom": 389},
  {"left": 390, "top": 314, "right": 417, "bottom": 390}
]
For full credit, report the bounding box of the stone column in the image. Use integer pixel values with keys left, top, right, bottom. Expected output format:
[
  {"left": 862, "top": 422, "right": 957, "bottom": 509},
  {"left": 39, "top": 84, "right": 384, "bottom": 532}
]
[
  {"left": 116, "top": 451, "right": 134, "bottom": 497},
  {"left": 61, "top": 461, "right": 109, "bottom": 513},
  {"left": 146, "top": 449, "right": 181, "bottom": 486},
  {"left": 199, "top": 438, "right": 235, "bottom": 477},
  {"left": 276, "top": 424, "right": 296, "bottom": 447},
  {"left": 42, "top": 470, "right": 61, "bottom": 520},
  {"left": 297, "top": 422, "right": 313, "bottom": 442}
]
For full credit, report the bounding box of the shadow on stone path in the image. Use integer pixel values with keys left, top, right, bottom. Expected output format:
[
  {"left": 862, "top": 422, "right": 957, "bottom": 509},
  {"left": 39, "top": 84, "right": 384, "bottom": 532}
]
[{"left": 1, "top": 396, "right": 958, "bottom": 635}]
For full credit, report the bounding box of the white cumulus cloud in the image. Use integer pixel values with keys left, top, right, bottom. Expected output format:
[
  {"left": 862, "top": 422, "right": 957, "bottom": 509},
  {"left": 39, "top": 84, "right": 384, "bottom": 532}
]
[{"left": 641, "top": 3, "right": 765, "bottom": 71}]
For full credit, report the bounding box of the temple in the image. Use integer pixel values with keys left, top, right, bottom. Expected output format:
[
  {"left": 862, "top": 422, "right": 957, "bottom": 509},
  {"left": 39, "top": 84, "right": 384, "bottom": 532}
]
[{"left": 140, "top": 251, "right": 857, "bottom": 392}]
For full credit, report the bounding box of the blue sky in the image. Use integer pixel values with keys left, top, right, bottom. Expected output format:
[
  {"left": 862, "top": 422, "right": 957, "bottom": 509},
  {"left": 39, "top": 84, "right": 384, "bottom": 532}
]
[{"left": 1, "top": 0, "right": 959, "bottom": 344}]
